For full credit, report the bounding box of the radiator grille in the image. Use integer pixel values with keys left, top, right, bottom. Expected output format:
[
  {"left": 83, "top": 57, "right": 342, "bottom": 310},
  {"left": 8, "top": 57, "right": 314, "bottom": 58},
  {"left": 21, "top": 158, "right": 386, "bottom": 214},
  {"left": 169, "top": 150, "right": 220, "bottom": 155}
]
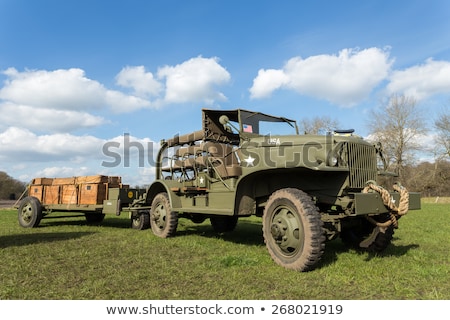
[{"left": 346, "top": 142, "right": 377, "bottom": 188}]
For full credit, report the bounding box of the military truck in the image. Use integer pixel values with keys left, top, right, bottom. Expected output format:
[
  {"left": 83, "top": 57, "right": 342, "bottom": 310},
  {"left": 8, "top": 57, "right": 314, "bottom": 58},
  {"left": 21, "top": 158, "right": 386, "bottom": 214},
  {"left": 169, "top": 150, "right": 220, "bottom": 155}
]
[
  {"left": 128, "top": 108, "right": 420, "bottom": 272},
  {"left": 17, "top": 108, "right": 421, "bottom": 272}
]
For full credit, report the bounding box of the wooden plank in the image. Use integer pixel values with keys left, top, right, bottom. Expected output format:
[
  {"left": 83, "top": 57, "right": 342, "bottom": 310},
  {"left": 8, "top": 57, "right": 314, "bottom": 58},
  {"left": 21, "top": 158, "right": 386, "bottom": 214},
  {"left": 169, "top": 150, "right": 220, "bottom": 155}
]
[
  {"left": 43, "top": 185, "right": 60, "bottom": 205},
  {"left": 32, "top": 178, "right": 53, "bottom": 185},
  {"left": 53, "top": 177, "right": 76, "bottom": 185},
  {"left": 75, "top": 175, "right": 109, "bottom": 184},
  {"left": 61, "top": 185, "right": 78, "bottom": 204}
]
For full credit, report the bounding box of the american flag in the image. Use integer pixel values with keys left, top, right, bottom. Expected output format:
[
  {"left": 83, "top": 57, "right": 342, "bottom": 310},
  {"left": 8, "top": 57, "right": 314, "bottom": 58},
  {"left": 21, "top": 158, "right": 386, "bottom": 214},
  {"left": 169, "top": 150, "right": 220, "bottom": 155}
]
[{"left": 243, "top": 124, "right": 253, "bottom": 133}]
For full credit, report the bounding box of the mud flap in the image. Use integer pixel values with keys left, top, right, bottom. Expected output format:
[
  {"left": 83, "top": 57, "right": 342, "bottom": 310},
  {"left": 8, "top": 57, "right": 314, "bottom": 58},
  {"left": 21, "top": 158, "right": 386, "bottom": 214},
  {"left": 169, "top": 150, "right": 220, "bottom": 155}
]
[{"left": 359, "top": 226, "right": 387, "bottom": 248}]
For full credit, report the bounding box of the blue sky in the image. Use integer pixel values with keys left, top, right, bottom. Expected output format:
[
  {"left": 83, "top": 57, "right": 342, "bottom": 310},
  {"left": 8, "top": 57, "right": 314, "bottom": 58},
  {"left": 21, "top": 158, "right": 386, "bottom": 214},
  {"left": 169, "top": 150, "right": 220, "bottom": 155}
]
[{"left": 1, "top": 0, "right": 450, "bottom": 186}]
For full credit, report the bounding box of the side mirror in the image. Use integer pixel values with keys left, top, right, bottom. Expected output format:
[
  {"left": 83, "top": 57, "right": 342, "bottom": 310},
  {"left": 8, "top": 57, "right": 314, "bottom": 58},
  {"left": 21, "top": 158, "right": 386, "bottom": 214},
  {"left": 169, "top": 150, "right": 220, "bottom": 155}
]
[{"left": 219, "top": 115, "right": 229, "bottom": 125}]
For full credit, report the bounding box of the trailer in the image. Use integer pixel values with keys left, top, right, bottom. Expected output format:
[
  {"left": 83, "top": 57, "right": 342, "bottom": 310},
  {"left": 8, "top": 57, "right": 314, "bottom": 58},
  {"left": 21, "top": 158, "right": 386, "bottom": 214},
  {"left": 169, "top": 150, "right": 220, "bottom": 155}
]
[{"left": 16, "top": 175, "right": 146, "bottom": 228}]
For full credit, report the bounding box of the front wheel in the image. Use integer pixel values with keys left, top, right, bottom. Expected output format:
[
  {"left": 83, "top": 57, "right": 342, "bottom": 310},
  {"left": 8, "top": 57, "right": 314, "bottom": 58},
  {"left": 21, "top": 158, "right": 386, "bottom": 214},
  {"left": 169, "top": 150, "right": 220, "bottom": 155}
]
[
  {"left": 18, "top": 196, "right": 43, "bottom": 228},
  {"left": 150, "top": 192, "right": 178, "bottom": 238},
  {"left": 263, "top": 188, "right": 325, "bottom": 272}
]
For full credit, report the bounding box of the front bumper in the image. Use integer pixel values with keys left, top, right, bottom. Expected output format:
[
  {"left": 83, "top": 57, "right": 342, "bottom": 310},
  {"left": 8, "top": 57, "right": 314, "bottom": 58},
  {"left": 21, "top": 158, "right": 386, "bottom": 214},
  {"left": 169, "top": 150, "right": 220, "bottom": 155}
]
[{"left": 353, "top": 192, "right": 421, "bottom": 215}]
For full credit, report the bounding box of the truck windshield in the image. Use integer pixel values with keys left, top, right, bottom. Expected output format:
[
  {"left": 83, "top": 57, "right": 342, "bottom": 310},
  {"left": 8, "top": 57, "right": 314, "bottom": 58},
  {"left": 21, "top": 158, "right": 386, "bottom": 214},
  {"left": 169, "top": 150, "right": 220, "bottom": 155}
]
[{"left": 240, "top": 110, "right": 298, "bottom": 135}]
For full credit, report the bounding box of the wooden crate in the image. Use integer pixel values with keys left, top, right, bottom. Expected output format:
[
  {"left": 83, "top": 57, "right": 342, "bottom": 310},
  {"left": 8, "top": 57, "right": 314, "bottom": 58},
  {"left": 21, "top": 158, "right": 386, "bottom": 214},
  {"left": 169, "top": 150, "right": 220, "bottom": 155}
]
[
  {"left": 53, "top": 177, "right": 76, "bottom": 185},
  {"left": 61, "top": 185, "right": 78, "bottom": 204},
  {"left": 79, "top": 183, "right": 107, "bottom": 205},
  {"left": 32, "top": 178, "right": 53, "bottom": 185},
  {"left": 43, "top": 185, "right": 60, "bottom": 205},
  {"left": 29, "top": 185, "right": 44, "bottom": 202}
]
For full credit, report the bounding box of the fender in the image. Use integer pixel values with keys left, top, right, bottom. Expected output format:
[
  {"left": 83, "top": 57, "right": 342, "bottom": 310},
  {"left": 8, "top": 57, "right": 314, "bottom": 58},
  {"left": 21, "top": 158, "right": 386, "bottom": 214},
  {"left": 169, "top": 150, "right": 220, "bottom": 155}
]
[{"left": 145, "top": 180, "right": 182, "bottom": 209}]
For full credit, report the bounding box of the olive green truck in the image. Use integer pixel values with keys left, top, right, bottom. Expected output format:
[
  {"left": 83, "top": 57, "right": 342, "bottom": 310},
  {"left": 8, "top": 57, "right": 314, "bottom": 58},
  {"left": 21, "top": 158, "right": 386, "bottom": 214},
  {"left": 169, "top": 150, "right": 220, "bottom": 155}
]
[{"left": 17, "top": 108, "right": 421, "bottom": 271}]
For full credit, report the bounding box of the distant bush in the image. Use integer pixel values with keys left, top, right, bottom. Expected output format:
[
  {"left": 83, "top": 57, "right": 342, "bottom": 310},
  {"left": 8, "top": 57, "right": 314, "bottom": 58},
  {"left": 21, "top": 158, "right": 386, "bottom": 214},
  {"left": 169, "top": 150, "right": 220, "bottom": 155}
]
[{"left": 0, "top": 171, "right": 26, "bottom": 200}]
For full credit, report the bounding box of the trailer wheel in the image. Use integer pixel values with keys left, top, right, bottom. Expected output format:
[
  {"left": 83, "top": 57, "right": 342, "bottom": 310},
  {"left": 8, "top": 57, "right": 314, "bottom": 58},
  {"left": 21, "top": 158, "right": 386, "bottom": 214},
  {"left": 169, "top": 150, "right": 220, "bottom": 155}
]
[
  {"left": 131, "top": 210, "right": 150, "bottom": 230},
  {"left": 150, "top": 192, "right": 178, "bottom": 238},
  {"left": 263, "top": 188, "right": 325, "bottom": 272},
  {"left": 85, "top": 213, "right": 105, "bottom": 224},
  {"left": 18, "top": 196, "right": 43, "bottom": 228},
  {"left": 210, "top": 216, "right": 238, "bottom": 233}
]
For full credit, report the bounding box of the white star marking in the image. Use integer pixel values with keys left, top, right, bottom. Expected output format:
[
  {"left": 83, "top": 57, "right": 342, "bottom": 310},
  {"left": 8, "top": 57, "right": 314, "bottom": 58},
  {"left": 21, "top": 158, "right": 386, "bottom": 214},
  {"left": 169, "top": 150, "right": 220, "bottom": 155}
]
[
  {"left": 243, "top": 155, "right": 255, "bottom": 167},
  {"left": 199, "top": 176, "right": 205, "bottom": 184}
]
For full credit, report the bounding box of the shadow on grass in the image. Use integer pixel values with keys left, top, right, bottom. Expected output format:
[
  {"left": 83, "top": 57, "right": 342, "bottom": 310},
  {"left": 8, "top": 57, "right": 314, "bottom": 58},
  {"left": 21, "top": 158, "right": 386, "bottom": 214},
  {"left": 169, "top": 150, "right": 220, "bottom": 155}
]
[
  {"left": 312, "top": 239, "right": 420, "bottom": 269},
  {"left": 178, "top": 220, "right": 421, "bottom": 269},
  {"left": 0, "top": 231, "right": 95, "bottom": 249},
  {"left": 364, "top": 243, "right": 420, "bottom": 261},
  {"left": 178, "top": 219, "right": 265, "bottom": 246},
  {"left": 317, "top": 239, "right": 350, "bottom": 269},
  {"left": 40, "top": 215, "right": 130, "bottom": 229}
]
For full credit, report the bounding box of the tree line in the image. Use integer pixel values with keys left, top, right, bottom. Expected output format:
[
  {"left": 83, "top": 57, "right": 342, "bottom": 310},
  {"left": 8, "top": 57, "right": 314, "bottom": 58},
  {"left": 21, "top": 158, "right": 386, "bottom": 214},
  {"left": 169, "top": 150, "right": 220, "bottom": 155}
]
[{"left": 0, "top": 171, "right": 26, "bottom": 200}]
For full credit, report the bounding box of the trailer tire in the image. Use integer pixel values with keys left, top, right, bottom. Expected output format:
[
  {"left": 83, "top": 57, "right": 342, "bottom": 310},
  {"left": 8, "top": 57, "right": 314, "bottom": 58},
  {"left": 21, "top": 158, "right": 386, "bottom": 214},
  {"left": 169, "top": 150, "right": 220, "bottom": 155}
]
[
  {"left": 150, "top": 192, "right": 178, "bottom": 238},
  {"left": 18, "top": 196, "right": 43, "bottom": 228},
  {"left": 131, "top": 211, "right": 150, "bottom": 230}
]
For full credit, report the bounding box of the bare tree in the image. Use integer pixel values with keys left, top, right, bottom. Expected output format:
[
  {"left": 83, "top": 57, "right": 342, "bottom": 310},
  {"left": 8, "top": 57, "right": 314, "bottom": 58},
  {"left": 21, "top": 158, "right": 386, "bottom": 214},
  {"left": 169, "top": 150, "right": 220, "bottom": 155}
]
[
  {"left": 434, "top": 109, "right": 450, "bottom": 159},
  {"left": 367, "top": 94, "right": 427, "bottom": 179},
  {"left": 300, "top": 116, "right": 339, "bottom": 135}
]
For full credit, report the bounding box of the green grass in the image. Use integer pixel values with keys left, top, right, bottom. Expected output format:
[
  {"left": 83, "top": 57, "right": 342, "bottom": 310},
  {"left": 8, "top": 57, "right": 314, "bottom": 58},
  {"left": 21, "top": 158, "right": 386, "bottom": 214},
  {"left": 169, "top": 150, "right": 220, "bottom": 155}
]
[{"left": 1, "top": 203, "right": 449, "bottom": 300}]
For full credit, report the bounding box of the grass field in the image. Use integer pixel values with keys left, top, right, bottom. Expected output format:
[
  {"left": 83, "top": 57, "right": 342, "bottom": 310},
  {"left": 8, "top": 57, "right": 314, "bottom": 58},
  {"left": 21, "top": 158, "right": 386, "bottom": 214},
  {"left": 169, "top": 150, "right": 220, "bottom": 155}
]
[{"left": 1, "top": 202, "right": 449, "bottom": 300}]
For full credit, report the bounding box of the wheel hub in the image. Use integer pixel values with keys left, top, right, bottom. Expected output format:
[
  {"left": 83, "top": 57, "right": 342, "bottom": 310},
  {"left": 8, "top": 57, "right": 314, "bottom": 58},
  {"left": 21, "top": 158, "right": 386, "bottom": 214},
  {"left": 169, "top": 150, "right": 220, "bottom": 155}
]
[
  {"left": 270, "top": 221, "right": 286, "bottom": 241},
  {"left": 270, "top": 207, "right": 303, "bottom": 255},
  {"left": 152, "top": 205, "right": 166, "bottom": 229},
  {"left": 21, "top": 204, "right": 33, "bottom": 222}
]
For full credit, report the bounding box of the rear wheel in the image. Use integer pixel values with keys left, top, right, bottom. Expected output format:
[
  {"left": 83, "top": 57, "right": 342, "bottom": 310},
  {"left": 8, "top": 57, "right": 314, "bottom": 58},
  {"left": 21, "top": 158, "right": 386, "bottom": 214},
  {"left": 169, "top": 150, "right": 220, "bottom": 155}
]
[
  {"left": 263, "top": 188, "right": 325, "bottom": 272},
  {"left": 131, "top": 210, "right": 150, "bottom": 230},
  {"left": 150, "top": 192, "right": 178, "bottom": 238},
  {"left": 18, "top": 196, "right": 42, "bottom": 228}
]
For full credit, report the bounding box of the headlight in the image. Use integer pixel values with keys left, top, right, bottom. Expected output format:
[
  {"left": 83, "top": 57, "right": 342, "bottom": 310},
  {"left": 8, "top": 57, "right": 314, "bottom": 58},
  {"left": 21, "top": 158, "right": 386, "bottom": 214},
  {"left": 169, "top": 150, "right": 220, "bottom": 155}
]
[{"left": 327, "top": 153, "right": 339, "bottom": 167}]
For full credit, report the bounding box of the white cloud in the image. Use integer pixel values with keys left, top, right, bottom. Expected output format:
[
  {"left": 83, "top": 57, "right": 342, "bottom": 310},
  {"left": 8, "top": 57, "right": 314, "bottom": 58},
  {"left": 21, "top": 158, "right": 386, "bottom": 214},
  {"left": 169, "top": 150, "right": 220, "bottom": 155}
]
[
  {"left": 0, "top": 58, "right": 233, "bottom": 126},
  {"left": 249, "top": 69, "right": 289, "bottom": 99},
  {"left": 0, "top": 67, "right": 152, "bottom": 119},
  {"left": 386, "top": 58, "right": 450, "bottom": 101},
  {"left": 0, "top": 127, "right": 105, "bottom": 162},
  {"left": 104, "top": 90, "right": 151, "bottom": 113},
  {"left": 1, "top": 68, "right": 107, "bottom": 110},
  {"left": 250, "top": 47, "right": 392, "bottom": 106},
  {"left": 157, "top": 56, "right": 231, "bottom": 105},
  {"left": 115, "top": 66, "right": 162, "bottom": 98},
  {"left": 0, "top": 102, "right": 106, "bottom": 132},
  {"left": 0, "top": 127, "right": 161, "bottom": 185}
]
